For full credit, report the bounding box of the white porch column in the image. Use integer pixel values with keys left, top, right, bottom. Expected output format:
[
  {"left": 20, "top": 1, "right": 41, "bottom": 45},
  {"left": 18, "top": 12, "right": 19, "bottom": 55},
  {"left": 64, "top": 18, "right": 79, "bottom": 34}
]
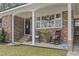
[
  {"left": 68, "top": 3, "right": 72, "bottom": 40},
  {"left": 12, "top": 14, "right": 14, "bottom": 43},
  {"left": 68, "top": 3, "right": 72, "bottom": 50},
  {"left": 32, "top": 11, "right": 36, "bottom": 45}
]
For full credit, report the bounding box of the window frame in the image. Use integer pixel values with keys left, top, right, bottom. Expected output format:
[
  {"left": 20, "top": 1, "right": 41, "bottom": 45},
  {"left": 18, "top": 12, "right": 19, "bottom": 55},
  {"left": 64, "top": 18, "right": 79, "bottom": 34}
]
[
  {"left": 36, "top": 12, "right": 62, "bottom": 29},
  {"left": 55, "top": 13, "right": 62, "bottom": 28},
  {"left": 35, "top": 17, "right": 41, "bottom": 29}
]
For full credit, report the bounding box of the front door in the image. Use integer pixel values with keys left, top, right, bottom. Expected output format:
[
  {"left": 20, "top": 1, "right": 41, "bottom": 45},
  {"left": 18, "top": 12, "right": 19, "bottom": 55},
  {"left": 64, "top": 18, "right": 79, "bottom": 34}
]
[
  {"left": 74, "top": 18, "right": 79, "bottom": 46},
  {"left": 25, "top": 19, "right": 30, "bottom": 34}
]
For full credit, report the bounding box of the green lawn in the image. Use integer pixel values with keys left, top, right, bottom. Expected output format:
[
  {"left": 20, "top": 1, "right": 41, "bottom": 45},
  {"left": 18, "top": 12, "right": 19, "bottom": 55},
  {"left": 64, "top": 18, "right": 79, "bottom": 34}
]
[{"left": 0, "top": 44, "right": 67, "bottom": 56}]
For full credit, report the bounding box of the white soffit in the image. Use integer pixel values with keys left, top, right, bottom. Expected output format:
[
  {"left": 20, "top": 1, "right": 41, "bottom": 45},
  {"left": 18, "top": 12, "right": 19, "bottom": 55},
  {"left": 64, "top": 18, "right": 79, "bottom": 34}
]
[{"left": 0, "top": 3, "right": 67, "bottom": 16}]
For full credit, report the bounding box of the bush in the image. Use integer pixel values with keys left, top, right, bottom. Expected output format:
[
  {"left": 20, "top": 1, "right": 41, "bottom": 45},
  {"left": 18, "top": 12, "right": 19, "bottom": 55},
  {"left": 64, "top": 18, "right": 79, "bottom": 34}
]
[
  {"left": 0, "top": 29, "right": 6, "bottom": 43},
  {"left": 43, "top": 32, "right": 49, "bottom": 43}
]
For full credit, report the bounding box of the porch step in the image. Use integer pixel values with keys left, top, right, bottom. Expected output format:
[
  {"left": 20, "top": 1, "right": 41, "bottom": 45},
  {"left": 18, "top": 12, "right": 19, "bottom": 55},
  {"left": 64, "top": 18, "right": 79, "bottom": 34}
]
[{"left": 19, "top": 34, "right": 32, "bottom": 43}]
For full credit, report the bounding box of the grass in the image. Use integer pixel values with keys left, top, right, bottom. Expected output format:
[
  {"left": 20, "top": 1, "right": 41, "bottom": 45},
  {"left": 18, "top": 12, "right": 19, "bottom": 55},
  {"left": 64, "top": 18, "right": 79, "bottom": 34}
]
[{"left": 0, "top": 44, "right": 67, "bottom": 56}]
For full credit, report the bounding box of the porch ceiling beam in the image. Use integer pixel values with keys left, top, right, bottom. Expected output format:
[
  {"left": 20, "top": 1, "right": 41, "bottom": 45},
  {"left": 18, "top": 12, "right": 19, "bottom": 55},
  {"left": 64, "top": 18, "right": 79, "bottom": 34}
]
[{"left": 32, "top": 10, "right": 36, "bottom": 45}]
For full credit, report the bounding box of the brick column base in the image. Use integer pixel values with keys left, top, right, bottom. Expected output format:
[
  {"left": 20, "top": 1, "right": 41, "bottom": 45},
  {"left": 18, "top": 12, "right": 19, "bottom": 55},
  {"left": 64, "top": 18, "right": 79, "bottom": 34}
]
[{"left": 68, "top": 40, "right": 73, "bottom": 51}]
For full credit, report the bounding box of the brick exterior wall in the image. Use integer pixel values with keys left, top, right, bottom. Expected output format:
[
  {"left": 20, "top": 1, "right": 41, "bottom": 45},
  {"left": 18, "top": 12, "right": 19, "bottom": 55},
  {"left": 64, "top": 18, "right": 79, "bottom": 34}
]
[
  {"left": 1, "top": 11, "right": 73, "bottom": 50},
  {"left": 36, "top": 11, "right": 68, "bottom": 43},
  {"left": 30, "top": 11, "right": 73, "bottom": 50},
  {"left": 14, "top": 16, "right": 24, "bottom": 41},
  {"left": 61, "top": 11, "right": 68, "bottom": 42},
  {"left": 36, "top": 11, "right": 74, "bottom": 50},
  {"left": 62, "top": 11, "right": 74, "bottom": 50},
  {"left": 36, "top": 28, "right": 56, "bottom": 42},
  {"left": 68, "top": 40, "right": 73, "bottom": 50},
  {"left": 2, "top": 15, "right": 12, "bottom": 42}
]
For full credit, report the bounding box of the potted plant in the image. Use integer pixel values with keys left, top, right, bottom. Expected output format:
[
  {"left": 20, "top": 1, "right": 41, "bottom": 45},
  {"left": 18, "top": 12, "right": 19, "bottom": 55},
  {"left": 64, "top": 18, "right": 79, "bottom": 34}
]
[
  {"left": 43, "top": 32, "right": 49, "bottom": 43},
  {"left": 0, "top": 28, "right": 6, "bottom": 43}
]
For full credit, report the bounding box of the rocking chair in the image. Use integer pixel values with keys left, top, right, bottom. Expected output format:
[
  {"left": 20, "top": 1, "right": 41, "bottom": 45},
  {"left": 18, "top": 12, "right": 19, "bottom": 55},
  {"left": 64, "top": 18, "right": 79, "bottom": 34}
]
[
  {"left": 35, "top": 31, "right": 41, "bottom": 43},
  {"left": 54, "top": 30, "right": 61, "bottom": 45}
]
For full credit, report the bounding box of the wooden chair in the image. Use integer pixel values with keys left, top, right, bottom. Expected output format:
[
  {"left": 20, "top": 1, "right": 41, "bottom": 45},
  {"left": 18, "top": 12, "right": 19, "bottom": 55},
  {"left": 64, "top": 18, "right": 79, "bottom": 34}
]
[
  {"left": 54, "top": 30, "right": 61, "bottom": 45},
  {"left": 35, "top": 31, "right": 41, "bottom": 43}
]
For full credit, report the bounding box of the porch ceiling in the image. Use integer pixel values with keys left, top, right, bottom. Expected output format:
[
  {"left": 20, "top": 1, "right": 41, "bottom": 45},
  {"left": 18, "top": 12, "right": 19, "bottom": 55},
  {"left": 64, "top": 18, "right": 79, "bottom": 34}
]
[
  {"left": 15, "top": 3, "right": 67, "bottom": 18},
  {"left": 0, "top": 3, "right": 67, "bottom": 16},
  {"left": 14, "top": 3, "right": 79, "bottom": 18}
]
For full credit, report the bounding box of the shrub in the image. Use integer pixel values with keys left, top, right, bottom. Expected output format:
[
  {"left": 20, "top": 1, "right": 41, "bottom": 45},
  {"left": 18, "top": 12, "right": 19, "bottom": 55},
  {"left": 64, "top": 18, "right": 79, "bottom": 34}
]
[
  {"left": 43, "top": 32, "right": 49, "bottom": 43},
  {"left": 0, "top": 29, "right": 6, "bottom": 43}
]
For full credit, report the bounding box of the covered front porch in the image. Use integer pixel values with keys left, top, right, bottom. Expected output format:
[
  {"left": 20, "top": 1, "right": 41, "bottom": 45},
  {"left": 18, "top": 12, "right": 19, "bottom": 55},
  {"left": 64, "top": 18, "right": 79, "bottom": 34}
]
[
  {"left": 11, "top": 3, "right": 69, "bottom": 50},
  {"left": 0, "top": 3, "right": 75, "bottom": 50}
]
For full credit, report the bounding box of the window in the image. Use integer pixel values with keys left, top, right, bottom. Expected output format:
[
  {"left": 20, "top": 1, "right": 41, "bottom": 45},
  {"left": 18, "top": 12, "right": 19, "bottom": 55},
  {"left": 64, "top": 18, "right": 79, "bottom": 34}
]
[
  {"left": 36, "top": 17, "right": 40, "bottom": 28},
  {"left": 55, "top": 14, "right": 62, "bottom": 28},
  {"left": 49, "top": 20, "right": 54, "bottom": 27},
  {"left": 36, "top": 13, "right": 62, "bottom": 29},
  {"left": 56, "top": 14, "right": 61, "bottom": 18},
  {"left": 55, "top": 20, "right": 61, "bottom": 27},
  {"left": 49, "top": 15, "right": 54, "bottom": 27},
  {"left": 36, "top": 21, "right": 40, "bottom": 28},
  {"left": 41, "top": 16, "right": 49, "bottom": 28}
]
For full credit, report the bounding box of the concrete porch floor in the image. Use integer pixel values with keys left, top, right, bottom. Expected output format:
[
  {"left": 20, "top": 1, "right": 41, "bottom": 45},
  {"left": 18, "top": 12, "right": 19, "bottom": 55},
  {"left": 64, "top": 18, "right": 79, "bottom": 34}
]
[
  {"left": 8, "top": 41, "right": 68, "bottom": 50},
  {"left": 67, "top": 45, "right": 79, "bottom": 56},
  {"left": 67, "top": 39, "right": 79, "bottom": 56}
]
